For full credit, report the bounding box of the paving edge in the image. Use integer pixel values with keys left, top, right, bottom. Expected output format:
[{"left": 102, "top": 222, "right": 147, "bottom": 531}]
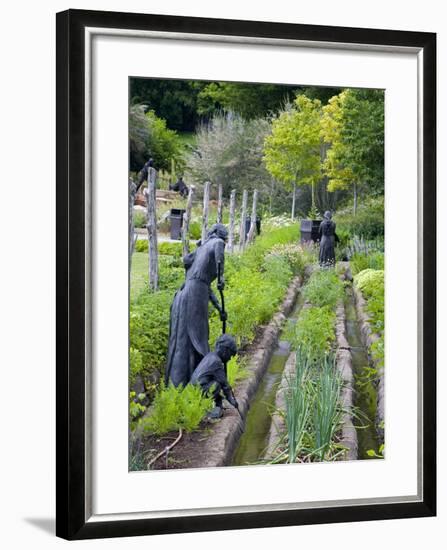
[
  {"left": 335, "top": 299, "right": 358, "bottom": 460},
  {"left": 353, "top": 285, "right": 385, "bottom": 444}
]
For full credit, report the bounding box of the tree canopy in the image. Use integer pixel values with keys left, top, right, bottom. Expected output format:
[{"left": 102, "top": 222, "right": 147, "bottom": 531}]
[
  {"left": 129, "top": 105, "right": 184, "bottom": 172},
  {"left": 321, "top": 89, "right": 384, "bottom": 199},
  {"left": 263, "top": 95, "right": 323, "bottom": 210},
  {"left": 186, "top": 112, "right": 272, "bottom": 197}
]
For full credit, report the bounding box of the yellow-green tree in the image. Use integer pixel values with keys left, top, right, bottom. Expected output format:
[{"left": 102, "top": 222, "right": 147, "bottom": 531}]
[
  {"left": 321, "top": 89, "right": 384, "bottom": 215},
  {"left": 263, "top": 95, "right": 322, "bottom": 219}
]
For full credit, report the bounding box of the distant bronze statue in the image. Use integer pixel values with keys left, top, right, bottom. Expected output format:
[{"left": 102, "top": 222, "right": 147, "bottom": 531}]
[
  {"left": 170, "top": 176, "right": 189, "bottom": 198},
  {"left": 137, "top": 157, "right": 154, "bottom": 188},
  {"left": 165, "top": 223, "right": 228, "bottom": 387},
  {"left": 190, "top": 334, "right": 239, "bottom": 419},
  {"left": 319, "top": 211, "right": 339, "bottom": 266}
]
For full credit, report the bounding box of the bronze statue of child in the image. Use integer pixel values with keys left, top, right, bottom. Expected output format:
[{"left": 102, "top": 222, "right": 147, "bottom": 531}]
[{"left": 190, "top": 334, "right": 239, "bottom": 419}]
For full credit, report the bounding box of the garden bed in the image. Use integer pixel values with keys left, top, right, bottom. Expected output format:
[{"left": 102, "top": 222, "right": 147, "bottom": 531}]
[{"left": 137, "top": 276, "right": 302, "bottom": 470}]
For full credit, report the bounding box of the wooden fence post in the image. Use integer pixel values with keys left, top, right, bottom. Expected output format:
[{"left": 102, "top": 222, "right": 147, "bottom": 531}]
[
  {"left": 129, "top": 178, "right": 137, "bottom": 271},
  {"left": 247, "top": 189, "right": 258, "bottom": 244},
  {"left": 227, "top": 189, "right": 236, "bottom": 253},
  {"left": 217, "top": 183, "right": 223, "bottom": 223},
  {"left": 239, "top": 189, "right": 248, "bottom": 251},
  {"left": 144, "top": 167, "right": 159, "bottom": 291},
  {"left": 182, "top": 185, "right": 195, "bottom": 257},
  {"left": 201, "top": 181, "right": 211, "bottom": 243}
]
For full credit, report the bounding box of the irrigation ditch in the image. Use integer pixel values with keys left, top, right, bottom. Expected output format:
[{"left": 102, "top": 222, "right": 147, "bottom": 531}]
[{"left": 142, "top": 262, "right": 384, "bottom": 470}]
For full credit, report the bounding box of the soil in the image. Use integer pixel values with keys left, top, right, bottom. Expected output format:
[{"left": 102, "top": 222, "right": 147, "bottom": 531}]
[{"left": 140, "top": 423, "right": 211, "bottom": 470}]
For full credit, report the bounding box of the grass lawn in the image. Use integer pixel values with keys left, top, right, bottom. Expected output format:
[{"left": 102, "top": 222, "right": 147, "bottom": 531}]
[{"left": 131, "top": 252, "right": 149, "bottom": 300}]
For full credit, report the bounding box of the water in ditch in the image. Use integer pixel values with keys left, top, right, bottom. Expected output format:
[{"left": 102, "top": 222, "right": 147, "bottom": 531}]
[
  {"left": 231, "top": 294, "right": 304, "bottom": 466},
  {"left": 344, "top": 287, "right": 380, "bottom": 459}
]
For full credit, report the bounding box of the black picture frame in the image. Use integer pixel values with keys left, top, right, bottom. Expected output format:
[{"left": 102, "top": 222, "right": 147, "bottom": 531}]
[{"left": 56, "top": 8, "right": 436, "bottom": 540}]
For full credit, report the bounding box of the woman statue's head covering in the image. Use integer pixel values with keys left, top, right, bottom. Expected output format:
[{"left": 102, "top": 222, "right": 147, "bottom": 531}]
[
  {"left": 323, "top": 210, "right": 332, "bottom": 220},
  {"left": 207, "top": 223, "right": 228, "bottom": 241}
]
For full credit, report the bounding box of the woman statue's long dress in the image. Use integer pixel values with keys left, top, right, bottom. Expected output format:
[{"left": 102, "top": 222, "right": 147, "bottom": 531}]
[
  {"left": 319, "top": 211, "right": 338, "bottom": 266},
  {"left": 165, "top": 224, "right": 228, "bottom": 387}
]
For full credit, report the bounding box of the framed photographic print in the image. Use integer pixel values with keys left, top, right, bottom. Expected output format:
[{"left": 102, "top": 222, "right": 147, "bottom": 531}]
[{"left": 56, "top": 9, "right": 436, "bottom": 540}]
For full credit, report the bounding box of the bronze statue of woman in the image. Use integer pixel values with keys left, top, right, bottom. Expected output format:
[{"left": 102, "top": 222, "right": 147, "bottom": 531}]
[
  {"left": 165, "top": 223, "right": 228, "bottom": 387},
  {"left": 319, "top": 211, "right": 339, "bottom": 266}
]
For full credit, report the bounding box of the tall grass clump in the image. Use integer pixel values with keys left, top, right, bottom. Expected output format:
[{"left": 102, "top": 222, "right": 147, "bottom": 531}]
[
  {"left": 274, "top": 351, "right": 344, "bottom": 464},
  {"left": 312, "top": 355, "right": 343, "bottom": 461},
  {"left": 284, "top": 352, "right": 311, "bottom": 463}
]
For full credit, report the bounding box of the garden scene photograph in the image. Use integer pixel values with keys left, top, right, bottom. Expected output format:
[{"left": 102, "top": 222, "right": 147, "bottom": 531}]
[{"left": 128, "top": 77, "right": 385, "bottom": 471}]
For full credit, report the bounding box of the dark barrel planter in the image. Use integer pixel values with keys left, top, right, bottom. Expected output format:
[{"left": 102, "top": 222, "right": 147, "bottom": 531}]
[
  {"left": 300, "top": 219, "right": 322, "bottom": 243},
  {"left": 169, "top": 208, "right": 185, "bottom": 240}
]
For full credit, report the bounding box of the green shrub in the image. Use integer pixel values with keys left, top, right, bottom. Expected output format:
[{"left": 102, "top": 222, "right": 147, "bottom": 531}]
[
  {"left": 350, "top": 251, "right": 384, "bottom": 275},
  {"left": 294, "top": 306, "right": 336, "bottom": 360},
  {"left": 354, "top": 269, "right": 384, "bottom": 298},
  {"left": 158, "top": 241, "right": 183, "bottom": 256},
  {"left": 129, "top": 290, "right": 172, "bottom": 381},
  {"left": 265, "top": 243, "right": 312, "bottom": 276},
  {"left": 302, "top": 269, "right": 343, "bottom": 310},
  {"left": 133, "top": 211, "right": 146, "bottom": 228},
  {"left": 141, "top": 383, "right": 213, "bottom": 435},
  {"left": 354, "top": 269, "right": 384, "bottom": 336},
  {"left": 189, "top": 220, "right": 202, "bottom": 240},
  {"left": 129, "top": 391, "right": 147, "bottom": 430},
  {"left": 134, "top": 238, "right": 148, "bottom": 252},
  {"left": 129, "top": 347, "right": 143, "bottom": 386},
  {"left": 335, "top": 196, "right": 384, "bottom": 239}
]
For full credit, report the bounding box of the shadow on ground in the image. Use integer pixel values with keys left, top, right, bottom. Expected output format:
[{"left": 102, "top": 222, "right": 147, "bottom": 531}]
[{"left": 24, "top": 517, "right": 55, "bottom": 535}]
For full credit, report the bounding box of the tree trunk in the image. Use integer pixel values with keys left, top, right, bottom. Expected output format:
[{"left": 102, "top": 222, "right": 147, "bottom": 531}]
[
  {"left": 144, "top": 167, "right": 159, "bottom": 291},
  {"left": 239, "top": 189, "right": 248, "bottom": 251},
  {"left": 228, "top": 189, "right": 236, "bottom": 253},
  {"left": 217, "top": 183, "right": 223, "bottom": 223},
  {"left": 247, "top": 189, "right": 258, "bottom": 244},
  {"left": 182, "top": 185, "right": 195, "bottom": 257},
  {"left": 291, "top": 181, "right": 296, "bottom": 220},
  {"left": 311, "top": 182, "right": 316, "bottom": 212},
  {"left": 353, "top": 182, "right": 358, "bottom": 216},
  {"left": 201, "top": 181, "right": 211, "bottom": 243}
]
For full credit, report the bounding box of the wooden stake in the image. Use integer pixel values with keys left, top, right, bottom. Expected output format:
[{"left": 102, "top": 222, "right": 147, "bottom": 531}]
[
  {"left": 217, "top": 183, "right": 223, "bottom": 223},
  {"left": 144, "top": 167, "right": 159, "bottom": 291},
  {"left": 182, "top": 185, "right": 195, "bottom": 257},
  {"left": 247, "top": 189, "right": 258, "bottom": 244},
  {"left": 201, "top": 181, "right": 211, "bottom": 243},
  {"left": 129, "top": 178, "right": 137, "bottom": 271},
  {"left": 228, "top": 189, "right": 236, "bottom": 253},
  {"left": 239, "top": 189, "right": 248, "bottom": 251}
]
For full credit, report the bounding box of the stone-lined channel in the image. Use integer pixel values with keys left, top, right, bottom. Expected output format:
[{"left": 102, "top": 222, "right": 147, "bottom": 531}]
[
  {"left": 231, "top": 294, "right": 304, "bottom": 466},
  {"left": 344, "top": 287, "right": 380, "bottom": 458}
]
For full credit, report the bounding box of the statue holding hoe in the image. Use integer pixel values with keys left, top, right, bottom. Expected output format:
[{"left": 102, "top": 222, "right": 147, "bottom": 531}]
[{"left": 165, "top": 223, "right": 228, "bottom": 387}]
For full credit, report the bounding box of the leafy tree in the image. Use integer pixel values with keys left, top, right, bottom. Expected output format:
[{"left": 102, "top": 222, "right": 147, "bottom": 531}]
[
  {"left": 185, "top": 112, "right": 272, "bottom": 198},
  {"left": 321, "top": 89, "right": 384, "bottom": 215},
  {"left": 263, "top": 95, "right": 323, "bottom": 218},
  {"left": 130, "top": 79, "right": 208, "bottom": 131},
  {"left": 129, "top": 105, "right": 184, "bottom": 172},
  {"left": 197, "top": 82, "right": 299, "bottom": 120}
]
